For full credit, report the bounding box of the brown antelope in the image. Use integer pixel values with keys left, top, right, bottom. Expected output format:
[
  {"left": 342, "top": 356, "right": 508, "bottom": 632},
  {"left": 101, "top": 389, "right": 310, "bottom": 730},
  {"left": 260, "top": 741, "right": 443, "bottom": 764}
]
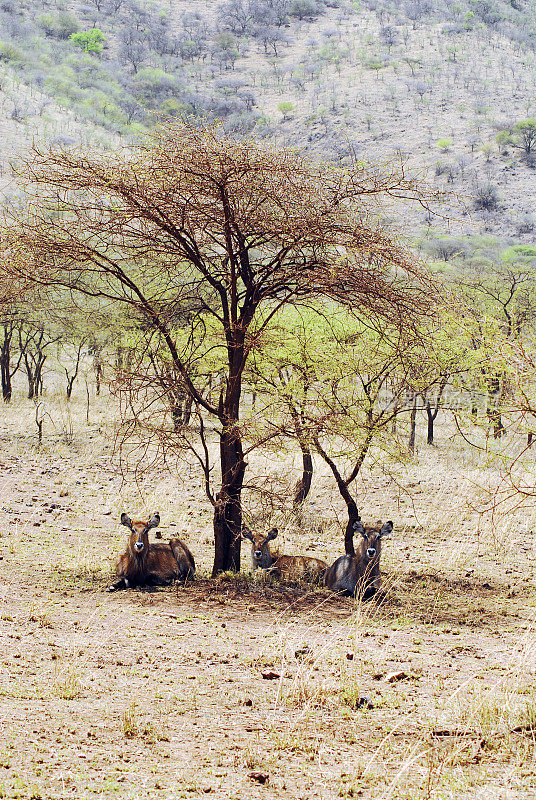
[
  {"left": 108, "top": 512, "right": 195, "bottom": 591},
  {"left": 324, "top": 520, "right": 393, "bottom": 598},
  {"left": 242, "top": 526, "right": 328, "bottom": 583}
]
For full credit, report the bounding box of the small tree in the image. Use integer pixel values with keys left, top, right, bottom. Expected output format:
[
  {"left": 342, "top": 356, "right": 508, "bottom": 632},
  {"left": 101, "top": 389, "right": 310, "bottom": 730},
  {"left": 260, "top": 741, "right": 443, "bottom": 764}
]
[
  {"left": 513, "top": 119, "right": 536, "bottom": 154},
  {"left": 436, "top": 138, "right": 452, "bottom": 153},
  {"left": 277, "top": 101, "right": 294, "bottom": 120},
  {"left": 251, "top": 310, "right": 435, "bottom": 547},
  {"left": 70, "top": 30, "right": 106, "bottom": 54}
]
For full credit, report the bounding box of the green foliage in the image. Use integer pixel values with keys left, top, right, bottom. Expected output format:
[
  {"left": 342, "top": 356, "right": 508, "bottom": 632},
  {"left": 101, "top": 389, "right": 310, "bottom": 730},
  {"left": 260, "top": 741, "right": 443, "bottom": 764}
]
[
  {"left": 160, "top": 98, "right": 184, "bottom": 117},
  {"left": 0, "top": 41, "right": 24, "bottom": 63},
  {"left": 364, "top": 57, "right": 384, "bottom": 72},
  {"left": 495, "top": 130, "right": 511, "bottom": 152},
  {"left": 436, "top": 138, "right": 452, "bottom": 152},
  {"left": 70, "top": 29, "right": 106, "bottom": 55},
  {"left": 464, "top": 10, "right": 475, "bottom": 29},
  {"left": 504, "top": 244, "right": 536, "bottom": 260},
  {"left": 214, "top": 32, "right": 238, "bottom": 52},
  {"left": 316, "top": 41, "right": 350, "bottom": 66},
  {"left": 277, "top": 101, "right": 295, "bottom": 119},
  {"left": 37, "top": 12, "right": 80, "bottom": 40},
  {"left": 513, "top": 119, "right": 536, "bottom": 154},
  {"left": 131, "top": 67, "right": 179, "bottom": 105}
]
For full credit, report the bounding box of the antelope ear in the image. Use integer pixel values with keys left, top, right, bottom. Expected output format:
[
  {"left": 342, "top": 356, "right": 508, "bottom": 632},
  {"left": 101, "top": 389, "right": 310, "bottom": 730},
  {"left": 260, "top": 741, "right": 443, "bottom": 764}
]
[
  {"left": 380, "top": 521, "right": 394, "bottom": 537},
  {"left": 241, "top": 525, "right": 255, "bottom": 542},
  {"left": 120, "top": 513, "right": 133, "bottom": 529},
  {"left": 147, "top": 513, "right": 160, "bottom": 529},
  {"left": 353, "top": 520, "right": 366, "bottom": 537},
  {"left": 266, "top": 528, "right": 279, "bottom": 541}
]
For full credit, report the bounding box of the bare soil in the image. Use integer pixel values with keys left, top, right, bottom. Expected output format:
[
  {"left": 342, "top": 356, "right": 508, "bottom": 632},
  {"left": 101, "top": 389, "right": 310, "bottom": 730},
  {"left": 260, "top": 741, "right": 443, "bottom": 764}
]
[{"left": 1, "top": 394, "right": 536, "bottom": 799}]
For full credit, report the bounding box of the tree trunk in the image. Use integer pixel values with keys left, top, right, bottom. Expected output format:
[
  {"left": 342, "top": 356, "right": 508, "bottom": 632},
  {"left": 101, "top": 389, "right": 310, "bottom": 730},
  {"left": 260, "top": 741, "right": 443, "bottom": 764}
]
[
  {"left": 344, "top": 499, "right": 361, "bottom": 556},
  {"left": 293, "top": 447, "right": 313, "bottom": 507},
  {"left": 425, "top": 398, "right": 434, "bottom": 445},
  {"left": 35, "top": 356, "right": 46, "bottom": 397},
  {"left": 390, "top": 395, "right": 399, "bottom": 435},
  {"left": 486, "top": 374, "right": 504, "bottom": 439},
  {"left": 312, "top": 436, "right": 363, "bottom": 555},
  {"left": 170, "top": 391, "right": 184, "bottom": 431},
  {"left": 409, "top": 394, "right": 417, "bottom": 454},
  {"left": 94, "top": 351, "right": 103, "bottom": 396},
  {"left": 1, "top": 328, "right": 12, "bottom": 402},
  {"left": 116, "top": 346, "right": 123, "bottom": 377},
  {"left": 183, "top": 394, "right": 193, "bottom": 426},
  {"left": 291, "top": 405, "right": 313, "bottom": 508},
  {"left": 212, "top": 425, "right": 245, "bottom": 575}
]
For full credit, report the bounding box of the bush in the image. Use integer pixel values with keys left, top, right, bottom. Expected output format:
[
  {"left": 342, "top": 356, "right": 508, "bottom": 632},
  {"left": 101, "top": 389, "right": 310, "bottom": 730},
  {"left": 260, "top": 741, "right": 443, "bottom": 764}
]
[
  {"left": 131, "top": 67, "right": 179, "bottom": 106},
  {"left": 436, "top": 138, "right": 452, "bottom": 152},
  {"left": 70, "top": 29, "right": 106, "bottom": 54},
  {"left": 159, "top": 98, "right": 184, "bottom": 117},
  {"left": 474, "top": 184, "right": 499, "bottom": 211},
  {"left": 37, "top": 12, "right": 80, "bottom": 40},
  {"left": 495, "top": 130, "right": 511, "bottom": 153},
  {"left": 515, "top": 213, "right": 536, "bottom": 235},
  {"left": 0, "top": 41, "right": 24, "bottom": 63},
  {"left": 277, "top": 101, "right": 294, "bottom": 119},
  {"left": 289, "top": 0, "right": 321, "bottom": 20}
]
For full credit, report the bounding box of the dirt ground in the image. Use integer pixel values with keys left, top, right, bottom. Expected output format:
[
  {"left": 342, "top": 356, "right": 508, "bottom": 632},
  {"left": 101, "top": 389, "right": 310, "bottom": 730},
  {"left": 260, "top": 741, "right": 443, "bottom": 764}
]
[{"left": 1, "top": 393, "right": 536, "bottom": 800}]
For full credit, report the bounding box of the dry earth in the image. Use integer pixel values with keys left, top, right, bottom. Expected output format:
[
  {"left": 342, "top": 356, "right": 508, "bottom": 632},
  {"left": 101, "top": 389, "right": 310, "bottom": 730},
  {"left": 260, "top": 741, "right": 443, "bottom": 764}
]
[{"left": 1, "top": 390, "right": 536, "bottom": 799}]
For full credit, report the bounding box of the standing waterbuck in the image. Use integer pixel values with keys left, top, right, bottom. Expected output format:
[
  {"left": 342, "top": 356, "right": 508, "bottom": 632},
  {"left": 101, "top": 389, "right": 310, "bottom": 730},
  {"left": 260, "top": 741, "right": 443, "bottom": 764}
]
[
  {"left": 324, "top": 520, "right": 393, "bottom": 598},
  {"left": 108, "top": 512, "right": 195, "bottom": 591},
  {"left": 242, "top": 526, "right": 328, "bottom": 582}
]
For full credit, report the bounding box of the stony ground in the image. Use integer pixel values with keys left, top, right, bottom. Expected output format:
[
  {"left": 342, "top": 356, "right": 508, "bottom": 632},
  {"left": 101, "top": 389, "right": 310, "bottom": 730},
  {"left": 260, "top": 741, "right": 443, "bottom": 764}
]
[{"left": 1, "top": 394, "right": 536, "bottom": 799}]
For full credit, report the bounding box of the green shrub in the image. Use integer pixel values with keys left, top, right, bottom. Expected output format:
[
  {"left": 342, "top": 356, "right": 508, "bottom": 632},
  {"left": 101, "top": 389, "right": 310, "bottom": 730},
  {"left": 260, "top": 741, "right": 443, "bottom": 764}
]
[
  {"left": 436, "top": 138, "right": 452, "bottom": 152},
  {"left": 132, "top": 67, "right": 178, "bottom": 104},
  {"left": 0, "top": 41, "right": 24, "bottom": 63},
  {"left": 495, "top": 130, "right": 511, "bottom": 153},
  {"left": 160, "top": 98, "right": 184, "bottom": 117},
  {"left": 277, "top": 101, "right": 294, "bottom": 119},
  {"left": 70, "top": 30, "right": 106, "bottom": 55},
  {"left": 37, "top": 12, "right": 80, "bottom": 40}
]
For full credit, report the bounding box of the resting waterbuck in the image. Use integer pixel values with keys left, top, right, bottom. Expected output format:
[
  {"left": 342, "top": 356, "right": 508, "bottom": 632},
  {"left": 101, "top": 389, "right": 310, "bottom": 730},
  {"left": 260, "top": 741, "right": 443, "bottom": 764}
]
[
  {"left": 108, "top": 512, "right": 195, "bottom": 591},
  {"left": 324, "top": 520, "right": 393, "bottom": 598},
  {"left": 242, "top": 526, "right": 328, "bottom": 582}
]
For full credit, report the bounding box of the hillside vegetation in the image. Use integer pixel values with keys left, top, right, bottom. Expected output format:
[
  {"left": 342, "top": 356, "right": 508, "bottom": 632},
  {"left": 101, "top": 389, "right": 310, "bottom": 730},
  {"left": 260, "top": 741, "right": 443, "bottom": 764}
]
[{"left": 1, "top": 0, "right": 536, "bottom": 244}]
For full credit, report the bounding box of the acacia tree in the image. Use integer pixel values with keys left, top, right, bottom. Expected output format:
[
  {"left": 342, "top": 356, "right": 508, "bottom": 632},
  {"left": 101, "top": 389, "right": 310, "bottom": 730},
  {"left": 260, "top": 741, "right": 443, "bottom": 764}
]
[
  {"left": 454, "top": 247, "right": 536, "bottom": 439},
  {"left": 248, "top": 309, "right": 435, "bottom": 551},
  {"left": 3, "top": 122, "right": 435, "bottom": 574}
]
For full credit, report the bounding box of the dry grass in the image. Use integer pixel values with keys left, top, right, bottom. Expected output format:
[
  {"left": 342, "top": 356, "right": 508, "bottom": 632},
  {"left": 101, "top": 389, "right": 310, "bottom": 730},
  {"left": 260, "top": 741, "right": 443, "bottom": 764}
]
[{"left": 0, "top": 381, "right": 536, "bottom": 798}]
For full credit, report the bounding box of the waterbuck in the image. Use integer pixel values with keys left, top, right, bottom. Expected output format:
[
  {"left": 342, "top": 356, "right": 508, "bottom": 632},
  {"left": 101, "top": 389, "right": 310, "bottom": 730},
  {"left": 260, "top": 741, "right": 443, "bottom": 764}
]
[
  {"left": 324, "top": 519, "right": 393, "bottom": 598},
  {"left": 108, "top": 512, "right": 195, "bottom": 591},
  {"left": 242, "top": 526, "right": 328, "bottom": 583}
]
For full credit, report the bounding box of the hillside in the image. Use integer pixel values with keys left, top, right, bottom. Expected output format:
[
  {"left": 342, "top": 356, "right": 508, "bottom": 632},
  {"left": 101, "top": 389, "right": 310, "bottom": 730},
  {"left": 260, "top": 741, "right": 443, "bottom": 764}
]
[{"left": 1, "top": 0, "right": 536, "bottom": 245}]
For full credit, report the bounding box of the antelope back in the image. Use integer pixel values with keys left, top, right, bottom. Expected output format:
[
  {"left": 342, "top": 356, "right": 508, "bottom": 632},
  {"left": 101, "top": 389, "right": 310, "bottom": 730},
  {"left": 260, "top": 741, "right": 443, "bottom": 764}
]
[
  {"left": 169, "top": 537, "right": 196, "bottom": 579},
  {"left": 272, "top": 554, "right": 328, "bottom": 582}
]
